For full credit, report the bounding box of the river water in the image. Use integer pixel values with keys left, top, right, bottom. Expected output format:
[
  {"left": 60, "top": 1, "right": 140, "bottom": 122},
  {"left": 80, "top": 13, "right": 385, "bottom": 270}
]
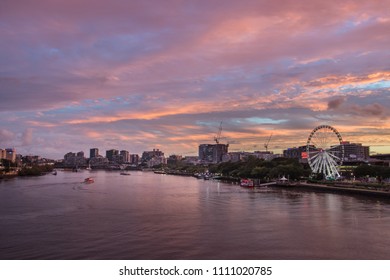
[{"left": 0, "top": 170, "right": 389, "bottom": 260}]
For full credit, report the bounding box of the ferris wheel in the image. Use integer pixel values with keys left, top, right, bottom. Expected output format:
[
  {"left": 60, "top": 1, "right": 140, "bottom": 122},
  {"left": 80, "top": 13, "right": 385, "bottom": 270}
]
[{"left": 306, "top": 125, "right": 344, "bottom": 179}]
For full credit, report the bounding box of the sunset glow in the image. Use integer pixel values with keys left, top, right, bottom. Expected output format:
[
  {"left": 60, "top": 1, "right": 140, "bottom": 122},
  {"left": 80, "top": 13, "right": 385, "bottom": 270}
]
[{"left": 1, "top": 0, "right": 389, "bottom": 158}]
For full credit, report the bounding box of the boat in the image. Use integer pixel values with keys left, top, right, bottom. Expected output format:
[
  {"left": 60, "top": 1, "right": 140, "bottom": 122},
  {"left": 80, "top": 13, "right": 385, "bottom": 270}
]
[
  {"left": 194, "top": 172, "right": 212, "bottom": 179},
  {"left": 240, "top": 178, "right": 254, "bottom": 187},
  {"left": 240, "top": 178, "right": 263, "bottom": 187},
  {"left": 194, "top": 173, "right": 204, "bottom": 179},
  {"left": 52, "top": 170, "right": 57, "bottom": 175},
  {"left": 154, "top": 170, "right": 166, "bottom": 174},
  {"left": 84, "top": 177, "right": 94, "bottom": 183},
  {"left": 120, "top": 172, "right": 131, "bottom": 176}
]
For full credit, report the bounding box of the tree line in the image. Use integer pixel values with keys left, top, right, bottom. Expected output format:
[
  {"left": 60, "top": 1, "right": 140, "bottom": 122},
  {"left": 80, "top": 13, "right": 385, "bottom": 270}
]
[
  {"left": 353, "top": 164, "right": 390, "bottom": 181},
  {"left": 165, "top": 156, "right": 311, "bottom": 180},
  {"left": 208, "top": 156, "right": 311, "bottom": 180},
  {"left": 167, "top": 156, "right": 390, "bottom": 181}
]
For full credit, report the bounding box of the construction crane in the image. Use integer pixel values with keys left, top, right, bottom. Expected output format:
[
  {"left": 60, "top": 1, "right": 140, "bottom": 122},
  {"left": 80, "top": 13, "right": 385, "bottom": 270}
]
[
  {"left": 214, "top": 121, "right": 229, "bottom": 147},
  {"left": 264, "top": 133, "right": 273, "bottom": 152},
  {"left": 214, "top": 122, "right": 223, "bottom": 144}
]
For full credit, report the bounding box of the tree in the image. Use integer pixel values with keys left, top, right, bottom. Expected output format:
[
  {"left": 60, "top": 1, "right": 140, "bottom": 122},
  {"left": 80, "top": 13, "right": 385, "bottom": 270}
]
[
  {"left": 268, "top": 164, "right": 307, "bottom": 180},
  {"left": 354, "top": 165, "right": 377, "bottom": 178},
  {"left": 251, "top": 166, "right": 270, "bottom": 179},
  {"left": 354, "top": 164, "right": 390, "bottom": 180}
]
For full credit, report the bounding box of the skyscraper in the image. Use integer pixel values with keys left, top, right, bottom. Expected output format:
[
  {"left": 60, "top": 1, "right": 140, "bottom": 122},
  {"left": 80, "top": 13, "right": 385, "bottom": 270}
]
[
  {"left": 120, "top": 150, "right": 130, "bottom": 163},
  {"left": 90, "top": 148, "right": 99, "bottom": 159},
  {"left": 106, "top": 149, "right": 119, "bottom": 162},
  {"left": 198, "top": 144, "right": 228, "bottom": 163},
  {"left": 5, "top": 148, "right": 16, "bottom": 163}
]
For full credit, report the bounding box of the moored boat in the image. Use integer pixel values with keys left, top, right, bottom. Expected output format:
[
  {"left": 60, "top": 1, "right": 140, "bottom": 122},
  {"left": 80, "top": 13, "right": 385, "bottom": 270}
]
[
  {"left": 240, "top": 178, "right": 263, "bottom": 187},
  {"left": 240, "top": 178, "right": 254, "bottom": 187}
]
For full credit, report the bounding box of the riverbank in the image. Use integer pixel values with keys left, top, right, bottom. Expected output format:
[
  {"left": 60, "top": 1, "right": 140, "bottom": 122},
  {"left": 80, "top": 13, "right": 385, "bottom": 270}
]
[
  {"left": 275, "top": 181, "right": 390, "bottom": 198},
  {"left": 0, "top": 173, "right": 18, "bottom": 180},
  {"left": 160, "top": 169, "right": 390, "bottom": 198}
]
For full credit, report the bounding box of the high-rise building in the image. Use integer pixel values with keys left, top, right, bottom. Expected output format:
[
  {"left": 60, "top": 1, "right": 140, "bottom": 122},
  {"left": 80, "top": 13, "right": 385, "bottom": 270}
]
[
  {"left": 283, "top": 142, "right": 369, "bottom": 163},
  {"left": 90, "top": 148, "right": 99, "bottom": 159},
  {"left": 167, "top": 155, "right": 182, "bottom": 166},
  {"left": 89, "top": 155, "right": 109, "bottom": 168},
  {"left": 141, "top": 149, "right": 165, "bottom": 167},
  {"left": 106, "top": 149, "right": 119, "bottom": 162},
  {"left": 141, "top": 149, "right": 164, "bottom": 162},
  {"left": 335, "top": 141, "right": 370, "bottom": 162},
  {"left": 130, "top": 154, "right": 139, "bottom": 165},
  {"left": 283, "top": 146, "right": 308, "bottom": 159},
  {"left": 64, "top": 152, "right": 76, "bottom": 160},
  {"left": 5, "top": 148, "right": 16, "bottom": 163},
  {"left": 63, "top": 151, "right": 87, "bottom": 167},
  {"left": 120, "top": 150, "right": 130, "bottom": 163},
  {"left": 199, "top": 144, "right": 214, "bottom": 162},
  {"left": 0, "top": 149, "right": 6, "bottom": 160},
  {"left": 198, "top": 144, "right": 228, "bottom": 163}
]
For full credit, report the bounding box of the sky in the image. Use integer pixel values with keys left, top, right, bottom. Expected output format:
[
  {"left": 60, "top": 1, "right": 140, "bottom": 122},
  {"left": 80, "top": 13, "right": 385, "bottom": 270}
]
[{"left": 1, "top": 0, "right": 390, "bottom": 159}]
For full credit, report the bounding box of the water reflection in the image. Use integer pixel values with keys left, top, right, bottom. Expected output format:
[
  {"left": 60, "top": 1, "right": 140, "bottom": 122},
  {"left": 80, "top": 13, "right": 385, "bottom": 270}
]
[{"left": 0, "top": 170, "right": 390, "bottom": 259}]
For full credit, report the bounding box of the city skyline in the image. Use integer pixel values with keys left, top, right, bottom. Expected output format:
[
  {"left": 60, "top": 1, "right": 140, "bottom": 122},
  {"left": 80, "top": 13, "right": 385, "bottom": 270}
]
[{"left": 1, "top": 0, "right": 390, "bottom": 159}]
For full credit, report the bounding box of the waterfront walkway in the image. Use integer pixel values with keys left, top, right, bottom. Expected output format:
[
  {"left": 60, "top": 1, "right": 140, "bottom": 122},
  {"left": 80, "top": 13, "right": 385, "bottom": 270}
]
[{"left": 276, "top": 181, "right": 390, "bottom": 198}]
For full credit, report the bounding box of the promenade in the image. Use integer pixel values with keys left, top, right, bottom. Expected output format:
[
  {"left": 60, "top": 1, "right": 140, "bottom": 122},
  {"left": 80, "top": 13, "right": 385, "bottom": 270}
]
[{"left": 278, "top": 181, "right": 390, "bottom": 198}]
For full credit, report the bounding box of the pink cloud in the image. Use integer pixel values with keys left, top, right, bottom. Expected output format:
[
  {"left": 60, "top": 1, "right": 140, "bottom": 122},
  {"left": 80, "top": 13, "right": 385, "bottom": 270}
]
[{"left": 1, "top": 0, "right": 390, "bottom": 157}]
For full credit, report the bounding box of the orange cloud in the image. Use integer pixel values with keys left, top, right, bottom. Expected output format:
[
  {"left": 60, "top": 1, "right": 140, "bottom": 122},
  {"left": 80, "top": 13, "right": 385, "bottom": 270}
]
[{"left": 304, "top": 71, "right": 390, "bottom": 90}]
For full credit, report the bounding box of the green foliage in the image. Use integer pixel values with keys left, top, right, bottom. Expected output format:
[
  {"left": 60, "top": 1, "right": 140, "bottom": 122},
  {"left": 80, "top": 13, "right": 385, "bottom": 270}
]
[
  {"left": 163, "top": 157, "right": 311, "bottom": 180},
  {"left": 18, "top": 164, "right": 54, "bottom": 176},
  {"left": 354, "top": 164, "right": 390, "bottom": 179},
  {"left": 206, "top": 157, "right": 307, "bottom": 180},
  {"left": 251, "top": 166, "right": 270, "bottom": 178}
]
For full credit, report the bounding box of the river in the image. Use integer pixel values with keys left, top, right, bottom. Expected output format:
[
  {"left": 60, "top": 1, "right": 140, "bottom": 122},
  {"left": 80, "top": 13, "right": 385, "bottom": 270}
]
[{"left": 0, "top": 170, "right": 389, "bottom": 259}]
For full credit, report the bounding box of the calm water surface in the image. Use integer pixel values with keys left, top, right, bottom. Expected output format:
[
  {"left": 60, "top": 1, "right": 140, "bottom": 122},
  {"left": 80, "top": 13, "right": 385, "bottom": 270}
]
[{"left": 0, "top": 170, "right": 389, "bottom": 259}]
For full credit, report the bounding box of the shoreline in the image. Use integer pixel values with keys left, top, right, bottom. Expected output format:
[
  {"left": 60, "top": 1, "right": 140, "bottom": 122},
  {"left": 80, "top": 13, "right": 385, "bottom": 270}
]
[
  {"left": 274, "top": 182, "right": 390, "bottom": 198},
  {"left": 2, "top": 169, "right": 390, "bottom": 199},
  {"left": 0, "top": 174, "right": 18, "bottom": 180}
]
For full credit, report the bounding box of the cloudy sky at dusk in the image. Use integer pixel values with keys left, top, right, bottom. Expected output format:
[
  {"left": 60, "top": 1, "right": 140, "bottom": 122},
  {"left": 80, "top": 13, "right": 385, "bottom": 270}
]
[{"left": 1, "top": 0, "right": 390, "bottom": 159}]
